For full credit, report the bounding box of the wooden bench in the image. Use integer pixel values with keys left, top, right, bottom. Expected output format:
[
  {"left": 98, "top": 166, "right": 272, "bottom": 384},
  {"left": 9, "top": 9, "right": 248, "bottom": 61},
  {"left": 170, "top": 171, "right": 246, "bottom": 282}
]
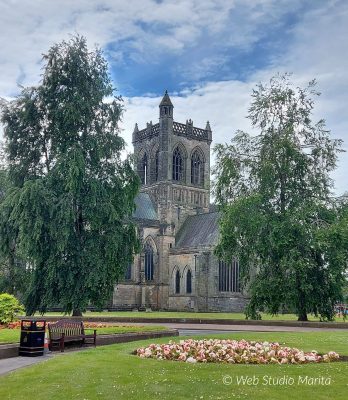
[{"left": 47, "top": 320, "right": 96, "bottom": 352}]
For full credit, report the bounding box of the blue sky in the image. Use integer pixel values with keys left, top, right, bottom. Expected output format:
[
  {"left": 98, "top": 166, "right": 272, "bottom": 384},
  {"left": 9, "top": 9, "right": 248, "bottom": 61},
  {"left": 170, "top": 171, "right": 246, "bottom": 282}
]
[
  {"left": 0, "top": 0, "right": 347, "bottom": 194},
  {"left": 106, "top": 2, "right": 306, "bottom": 96}
]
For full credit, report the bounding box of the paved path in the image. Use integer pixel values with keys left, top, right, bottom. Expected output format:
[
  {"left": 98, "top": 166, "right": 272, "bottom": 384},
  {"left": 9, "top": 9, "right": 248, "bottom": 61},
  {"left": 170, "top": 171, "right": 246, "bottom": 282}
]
[
  {"left": 0, "top": 354, "right": 53, "bottom": 376},
  {"left": 118, "top": 321, "right": 346, "bottom": 333},
  {"left": 179, "top": 329, "right": 239, "bottom": 336}
]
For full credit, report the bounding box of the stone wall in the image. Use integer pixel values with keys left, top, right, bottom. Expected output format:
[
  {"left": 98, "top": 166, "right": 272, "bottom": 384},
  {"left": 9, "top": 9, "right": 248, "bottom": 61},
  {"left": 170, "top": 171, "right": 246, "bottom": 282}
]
[
  {"left": 168, "top": 295, "right": 195, "bottom": 310},
  {"left": 112, "top": 284, "right": 140, "bottom": 309},
  {"left": 168, "top": 250, "right": 249, "bottom": 312},
  {"left": 112, "top": 248, "right": 249, "bottom": 312}
]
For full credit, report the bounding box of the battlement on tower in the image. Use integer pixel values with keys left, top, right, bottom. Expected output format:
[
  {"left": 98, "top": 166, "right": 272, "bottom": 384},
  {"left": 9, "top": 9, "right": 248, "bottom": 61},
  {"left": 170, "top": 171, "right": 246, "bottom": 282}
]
[{"left": 132, "top": 120, "right": 211, "bottom": 144}]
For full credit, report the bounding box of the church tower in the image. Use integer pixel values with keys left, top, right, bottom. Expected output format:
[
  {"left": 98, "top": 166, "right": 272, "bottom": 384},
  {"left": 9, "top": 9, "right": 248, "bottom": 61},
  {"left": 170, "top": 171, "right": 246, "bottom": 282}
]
[
  {"left": 132, "top": 90, "right": 212, "bottom": 231},
  {"left": 112, "top": 91, "right": 218, "bottom": 312}
]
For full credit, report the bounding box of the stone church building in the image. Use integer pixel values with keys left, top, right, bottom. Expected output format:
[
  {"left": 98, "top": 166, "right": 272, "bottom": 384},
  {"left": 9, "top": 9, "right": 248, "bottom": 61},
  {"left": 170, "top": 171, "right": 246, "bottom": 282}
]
[{"left": 112, "top": 91, "right": 248, "bottom": 312}]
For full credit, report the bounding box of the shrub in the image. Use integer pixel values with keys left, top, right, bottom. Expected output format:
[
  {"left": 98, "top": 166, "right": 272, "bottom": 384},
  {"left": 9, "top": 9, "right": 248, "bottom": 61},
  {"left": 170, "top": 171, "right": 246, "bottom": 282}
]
[{"left": 0, "top": 293, "right": 25, "bottom": 324}]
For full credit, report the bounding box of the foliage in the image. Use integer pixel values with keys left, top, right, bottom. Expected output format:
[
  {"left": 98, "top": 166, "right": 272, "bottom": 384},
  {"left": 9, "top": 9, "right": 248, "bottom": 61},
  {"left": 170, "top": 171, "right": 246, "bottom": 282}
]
[
  {"left": 0, "top": 293, "right": 24, "bottom": 324},
  {"left": 338, "top": 198, "right": 348, "bottom": 304},
  {"left": 0, "top": 169, "right": 30, "bottom": 299},
  {"left": 342, "top": 281, "right": 348, "bottom": 303},
  {"left": 0, "top": 36, "right": 140, "bottom": 315},
  {"left": 214, "top": 73, "right": 348, "bottom": 321},
  {"left": 0, "top": 258, "right": 30, "bottom": 301}
]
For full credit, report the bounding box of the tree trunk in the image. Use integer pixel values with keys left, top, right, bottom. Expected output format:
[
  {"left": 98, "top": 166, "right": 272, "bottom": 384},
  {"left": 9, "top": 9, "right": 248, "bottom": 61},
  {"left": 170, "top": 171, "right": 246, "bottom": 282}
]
[
  {"left": 297, "top": 297, "right": 308, "bottom": 321},
  {"left": 296, "top": 272, "right": 308, "bottom": 321},
  {"left": 297, "top": 312, "right": 308, "bottom": 321},
  {"left": 72, "top": 309, "right": 82, "bottom": 317}
]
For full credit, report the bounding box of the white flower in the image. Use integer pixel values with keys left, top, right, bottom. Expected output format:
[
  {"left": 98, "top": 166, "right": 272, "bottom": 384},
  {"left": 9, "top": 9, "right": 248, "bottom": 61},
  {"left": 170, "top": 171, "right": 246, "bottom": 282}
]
[{"left": 144, "top": 349, "right": 152, "bottom": 357}]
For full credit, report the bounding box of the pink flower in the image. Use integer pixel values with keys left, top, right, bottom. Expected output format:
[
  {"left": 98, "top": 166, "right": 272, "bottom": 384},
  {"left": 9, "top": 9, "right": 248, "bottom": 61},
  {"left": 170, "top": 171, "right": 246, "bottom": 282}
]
[{"left": 178, "top": 353, "right": 187, "bottom": 361}]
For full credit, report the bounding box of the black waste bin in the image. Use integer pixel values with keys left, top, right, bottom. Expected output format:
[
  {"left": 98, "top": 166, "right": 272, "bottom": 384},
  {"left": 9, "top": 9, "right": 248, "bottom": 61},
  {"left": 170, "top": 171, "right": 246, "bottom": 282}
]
[{"left": 19, "top": 320, "right": 46, "bottom": 357}]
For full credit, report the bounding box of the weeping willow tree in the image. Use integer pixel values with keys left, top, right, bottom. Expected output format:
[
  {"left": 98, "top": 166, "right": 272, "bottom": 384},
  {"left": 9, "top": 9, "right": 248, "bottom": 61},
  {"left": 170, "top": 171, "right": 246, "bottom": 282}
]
[
  {"left": 214, "top": 74, "right": 348, "bottom": 321},
  {"left": 0, "top": 36, "right": 139, "bottom": 316}
]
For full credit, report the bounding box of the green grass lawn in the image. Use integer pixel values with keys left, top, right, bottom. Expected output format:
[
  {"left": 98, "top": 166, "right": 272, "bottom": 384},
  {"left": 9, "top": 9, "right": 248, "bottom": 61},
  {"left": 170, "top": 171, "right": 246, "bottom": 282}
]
[
  {"left": 0, "top": 331, "right": 347, "bottom": 399},
  {"left": 0, "top": 325, "right": 166, "bottom": 344},
  {"left": 0, "top": 329, "right": 19, "bottom": 344},
  {"left": 31, "top": 310, "right": 348, "bottom": 323}
]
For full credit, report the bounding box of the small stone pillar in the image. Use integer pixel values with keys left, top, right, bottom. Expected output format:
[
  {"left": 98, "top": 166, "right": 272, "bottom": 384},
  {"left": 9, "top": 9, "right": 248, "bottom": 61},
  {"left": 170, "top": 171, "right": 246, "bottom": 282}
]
[
  {"left": 139, "top": 253, "right": 146, "bottom": 311},
  {"left": 203, "top": 251, "right": 211, "bottom": 311}
]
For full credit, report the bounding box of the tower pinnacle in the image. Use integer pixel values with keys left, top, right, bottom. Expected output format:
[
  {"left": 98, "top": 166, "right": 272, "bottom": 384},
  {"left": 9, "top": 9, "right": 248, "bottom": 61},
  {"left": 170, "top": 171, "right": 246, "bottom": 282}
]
[{"left": 159, "top": 90, "right": 173, "bottom": 118}]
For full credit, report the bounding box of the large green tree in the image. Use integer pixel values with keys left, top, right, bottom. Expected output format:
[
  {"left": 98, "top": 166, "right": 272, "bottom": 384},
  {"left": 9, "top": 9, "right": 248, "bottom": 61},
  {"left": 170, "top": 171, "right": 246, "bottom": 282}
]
[
  {"left": 214, "top": 74, "right": 348, "bottom": 321},
  {"left": 0, "top": 36, "right": 139, "bottom": 315}
]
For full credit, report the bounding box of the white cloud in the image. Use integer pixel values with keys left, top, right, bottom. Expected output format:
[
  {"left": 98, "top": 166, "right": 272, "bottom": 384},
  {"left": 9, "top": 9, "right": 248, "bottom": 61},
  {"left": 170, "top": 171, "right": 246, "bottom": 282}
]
[
  {"left": 176, "top": 55, "right": 231, "bottom": 82},
  {"left": 0, "top": 0, "right": 307, "bottom": 95}
]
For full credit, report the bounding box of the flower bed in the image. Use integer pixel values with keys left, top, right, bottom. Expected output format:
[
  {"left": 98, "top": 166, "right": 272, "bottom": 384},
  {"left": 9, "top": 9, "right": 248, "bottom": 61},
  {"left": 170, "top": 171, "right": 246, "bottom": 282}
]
[
  {"left": 136, "top": 339, "right": 340, "bottom": 364},
  {"left": 2, "top": 321, "right": 116, "bottom": 329},
  {"left": 1, "top": 321, "right": 21, "bottom": 329}
]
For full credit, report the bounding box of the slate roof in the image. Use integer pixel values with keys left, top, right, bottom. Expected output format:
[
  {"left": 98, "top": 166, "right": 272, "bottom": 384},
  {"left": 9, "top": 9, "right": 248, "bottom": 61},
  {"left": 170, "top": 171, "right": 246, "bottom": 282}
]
[
  {"left": 175, "top": 212, "right": 219, "bottom": 249},
  {"left": 133, "top": 192, "right": 158, "bottom": 221}
]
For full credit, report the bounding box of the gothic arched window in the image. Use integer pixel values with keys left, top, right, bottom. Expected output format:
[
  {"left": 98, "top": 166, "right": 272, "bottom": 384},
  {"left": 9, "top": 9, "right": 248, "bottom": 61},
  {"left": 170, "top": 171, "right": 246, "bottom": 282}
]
[
  {"left": 186, "top": 269, "right": 192, "bottom": 294},
  {"left": 173, "top": 147, "right": 183, "bottom": 181},
  {"left": 175, "top": 270, "right": 180, "bottom": 294},
  {"left": 144, "top": 242, "right": 154, "bottom": 281},
  {"left": 191, "top": 150, "right": 204, "bottom": 186},
  {"left": 218, "top": 259, "right": 240, "bottom": 292},
  {"left": 140, "top": 153, "right": 148, "bottom": 184},
  {"left": 155, "top": 150, "right": 159, "bottom": 181}
]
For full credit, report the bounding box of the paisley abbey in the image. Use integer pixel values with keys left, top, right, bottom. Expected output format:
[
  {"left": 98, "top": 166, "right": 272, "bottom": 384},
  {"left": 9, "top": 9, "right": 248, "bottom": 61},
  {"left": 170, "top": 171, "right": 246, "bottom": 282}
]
[{"left": 112, "top": 91, "right": 247, "bottom": 312}]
